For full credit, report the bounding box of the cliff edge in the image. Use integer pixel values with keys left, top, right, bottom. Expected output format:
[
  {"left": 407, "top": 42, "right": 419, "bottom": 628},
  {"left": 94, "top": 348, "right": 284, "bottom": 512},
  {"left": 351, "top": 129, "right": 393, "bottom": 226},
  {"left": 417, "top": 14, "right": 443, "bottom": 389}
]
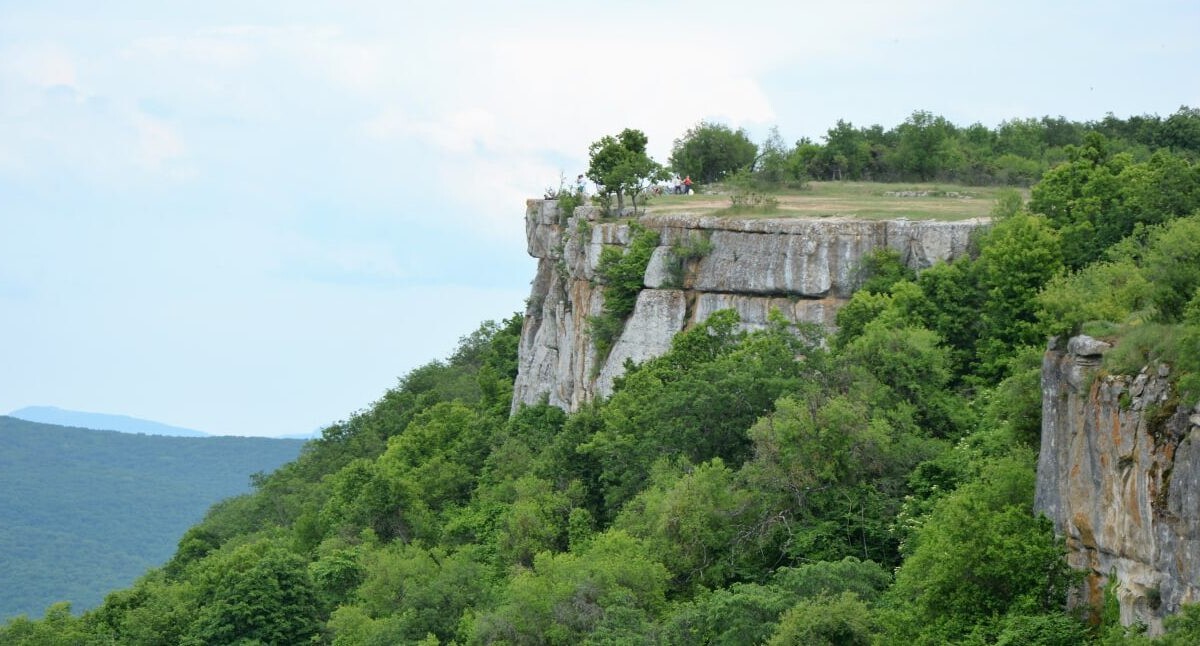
[
  {"left": 512, "top": 199, "right": 984, "bottom": 413},
  {"left": 1036, "top": 335, "right": 1200, "bottom": 634}
]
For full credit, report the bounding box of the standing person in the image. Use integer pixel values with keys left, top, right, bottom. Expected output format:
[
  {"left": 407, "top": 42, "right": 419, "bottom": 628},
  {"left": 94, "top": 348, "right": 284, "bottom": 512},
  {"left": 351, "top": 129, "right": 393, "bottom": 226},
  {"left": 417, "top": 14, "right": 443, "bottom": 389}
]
[
  {"left": 683, "top": 175, "right": 693, "bottom": 195},
  {"left": 576, "top": 174, "right": 587, "bottom": 196}
]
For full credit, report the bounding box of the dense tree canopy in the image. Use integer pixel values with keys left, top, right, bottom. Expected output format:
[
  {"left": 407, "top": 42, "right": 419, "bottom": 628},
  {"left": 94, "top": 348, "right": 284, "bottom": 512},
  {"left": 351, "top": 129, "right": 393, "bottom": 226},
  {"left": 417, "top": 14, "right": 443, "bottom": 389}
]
[{"left": 741, "top": 105, "right": 1199, "bottom": 188}]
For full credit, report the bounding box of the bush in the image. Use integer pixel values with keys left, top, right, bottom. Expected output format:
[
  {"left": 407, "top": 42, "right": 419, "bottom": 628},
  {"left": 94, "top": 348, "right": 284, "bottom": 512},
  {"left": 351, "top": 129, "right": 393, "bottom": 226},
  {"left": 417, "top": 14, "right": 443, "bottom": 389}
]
[
  {"left": 662, "top": 232, "right": 714, "bottom": 288},
  {"left": 1144, "top": 215, "right": 1200, "bottom": 322},
  {"left": 857, "top": 248, "right": 916, "bottom": 295},
  {"left": 1036, "top": 259, "right": 1151, "bottom": 338},
  {"left": 884, "top": 456, "right": 1077, "bottom": 642},
  {"left": 1103, "top": 323, "right": 1200, "bottom": 402},
  {"left": 768, "top": 592, "right": 876, "bottom": 646},
  {"left": 724, "top": 168, "right": 779, "bottom": 212}
]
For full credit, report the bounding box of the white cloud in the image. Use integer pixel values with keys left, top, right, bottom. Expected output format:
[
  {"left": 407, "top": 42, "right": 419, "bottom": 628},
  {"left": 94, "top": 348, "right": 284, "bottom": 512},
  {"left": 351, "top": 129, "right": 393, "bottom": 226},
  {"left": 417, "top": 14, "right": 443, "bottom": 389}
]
[
  {"left": 437, "top": 152, "right": 564, "bottom": 238},
  {"left": 361, "top": 108, "right": 405, "bottom": 138},
  {"left": 287, "top": 29, "right": 388, "bottom": 93},
  {"left": 275, "top": 232, "right": 413, "bottom": 287},
  {"left": 364, "top": 107, "right": 500, "bottom": 154},
  {"left": 126, "top": 24, "right": 391, "bottom": 95},
  {"left": 134, "top": 113, "right": 186, "bottom": 170},
  {"left": 123, "top": 33, "right": 254, "bottom": 68},
  {"left": 3, "top": 42, "right": 78, "bottom": 89}
]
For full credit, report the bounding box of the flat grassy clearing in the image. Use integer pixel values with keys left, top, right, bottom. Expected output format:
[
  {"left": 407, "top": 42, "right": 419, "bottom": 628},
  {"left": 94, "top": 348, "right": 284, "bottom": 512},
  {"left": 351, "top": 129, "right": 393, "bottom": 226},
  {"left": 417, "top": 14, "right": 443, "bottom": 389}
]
[{"left": 643, "top": 181, "right": 1025, "bottom": 221}]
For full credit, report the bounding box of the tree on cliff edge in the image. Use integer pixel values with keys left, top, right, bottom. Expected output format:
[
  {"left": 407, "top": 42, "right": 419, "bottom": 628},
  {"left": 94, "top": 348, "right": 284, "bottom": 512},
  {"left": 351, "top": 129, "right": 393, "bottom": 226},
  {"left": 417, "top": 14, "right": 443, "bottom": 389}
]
[{"left": 587, "top": 128, "right": 666, "bottom": 213}]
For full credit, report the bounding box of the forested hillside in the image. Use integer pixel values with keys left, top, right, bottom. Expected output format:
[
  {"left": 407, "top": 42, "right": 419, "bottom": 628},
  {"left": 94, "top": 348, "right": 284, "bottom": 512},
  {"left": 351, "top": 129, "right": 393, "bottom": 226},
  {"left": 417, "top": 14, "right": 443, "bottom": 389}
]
[
  {"left": 0, "top": 418, "right": 304, "bottom": 621},
  {"left": 4, "top": 111, "right": 1200, "bottom": 644}
]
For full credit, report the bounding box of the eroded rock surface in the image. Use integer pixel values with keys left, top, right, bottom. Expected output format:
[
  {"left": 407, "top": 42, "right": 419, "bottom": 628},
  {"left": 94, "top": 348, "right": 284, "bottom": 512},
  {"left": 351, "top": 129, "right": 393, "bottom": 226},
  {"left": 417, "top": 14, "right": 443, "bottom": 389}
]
[
  {"left": 1036, "top": 336, "right": 1200, "bottom": 634},
  {"left": 512, "top": 199, "right": 983, "bottom": 412}
]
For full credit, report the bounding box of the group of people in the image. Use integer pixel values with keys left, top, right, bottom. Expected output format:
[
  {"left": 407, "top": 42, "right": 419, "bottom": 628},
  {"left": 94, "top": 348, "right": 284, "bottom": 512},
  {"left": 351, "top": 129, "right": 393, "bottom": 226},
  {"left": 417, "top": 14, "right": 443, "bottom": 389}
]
[{"left": 673, "top": 175, "right": 694, "bottom": 195}]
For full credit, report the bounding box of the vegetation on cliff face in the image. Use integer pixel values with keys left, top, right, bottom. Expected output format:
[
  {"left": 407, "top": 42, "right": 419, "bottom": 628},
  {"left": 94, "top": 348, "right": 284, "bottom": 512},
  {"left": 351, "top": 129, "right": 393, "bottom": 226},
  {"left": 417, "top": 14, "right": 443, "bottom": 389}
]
[
  {"left": 6, "top": 116, "right": 1200, "bottom": 644},
  {"left": 588, "top": 224, "right": 661, "bottom": 363}
]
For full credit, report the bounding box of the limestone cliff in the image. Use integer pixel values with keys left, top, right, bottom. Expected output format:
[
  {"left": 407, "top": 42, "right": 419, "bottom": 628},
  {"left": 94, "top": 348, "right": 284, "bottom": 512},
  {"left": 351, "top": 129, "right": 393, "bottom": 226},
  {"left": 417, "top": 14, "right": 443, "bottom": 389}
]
[
  {"left": 1036, "top": 336, "right": 1200, "bottom": 634},
  {"left": 512, "top": 199, "right": 984, "bottom": 413}
]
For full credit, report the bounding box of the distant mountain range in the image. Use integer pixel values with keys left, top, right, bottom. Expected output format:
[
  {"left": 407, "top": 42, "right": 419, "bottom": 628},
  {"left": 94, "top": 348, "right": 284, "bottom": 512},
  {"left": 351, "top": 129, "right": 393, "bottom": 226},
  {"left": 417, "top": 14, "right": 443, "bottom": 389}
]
[
  {"left": 0, "top": 416, "right": 307, "bottom": 620},
  {"left": 8, "top": 406, "right": 210, "bottom": 437}
]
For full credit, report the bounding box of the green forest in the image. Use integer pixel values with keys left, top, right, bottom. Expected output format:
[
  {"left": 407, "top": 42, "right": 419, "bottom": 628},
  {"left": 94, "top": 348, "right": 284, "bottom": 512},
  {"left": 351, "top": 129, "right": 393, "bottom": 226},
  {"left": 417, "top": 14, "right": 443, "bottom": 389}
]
[
  {"left": 6, "top": 108, "right": 1200, "bottom": 644},
  {"left": 669, "top": 107, "right": 1200, "bottom": 188},
  {"left": 0, "top": 418, "right": 304, "bottom": 621}
]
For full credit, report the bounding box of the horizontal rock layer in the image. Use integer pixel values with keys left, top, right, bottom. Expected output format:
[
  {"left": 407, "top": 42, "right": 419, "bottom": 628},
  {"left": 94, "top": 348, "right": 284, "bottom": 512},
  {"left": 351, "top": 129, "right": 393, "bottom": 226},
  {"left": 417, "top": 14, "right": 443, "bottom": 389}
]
[
  {"left": 1036, "top": 336, "right": 1200, "bottom": 634},
  {"left": 512, "top": 199, "right": 984, "bottom": 412}
]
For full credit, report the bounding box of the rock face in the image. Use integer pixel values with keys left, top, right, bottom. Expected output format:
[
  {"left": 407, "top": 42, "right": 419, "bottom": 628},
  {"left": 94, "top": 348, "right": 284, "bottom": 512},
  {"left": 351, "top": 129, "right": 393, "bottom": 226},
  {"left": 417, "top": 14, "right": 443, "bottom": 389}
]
[
  {"left": 1036, "top": 336, "right": 1200, "bottom": 634},
  {"left": 512, "top": 199, "right": 983, "bottom": 412}
]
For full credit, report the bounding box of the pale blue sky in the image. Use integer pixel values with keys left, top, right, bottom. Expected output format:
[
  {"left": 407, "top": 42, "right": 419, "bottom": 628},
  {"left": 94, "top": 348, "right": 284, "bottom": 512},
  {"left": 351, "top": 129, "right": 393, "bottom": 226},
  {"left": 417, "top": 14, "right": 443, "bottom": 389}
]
[{"left": 2, "top": 1, "right": 1197, "bottom": 437}]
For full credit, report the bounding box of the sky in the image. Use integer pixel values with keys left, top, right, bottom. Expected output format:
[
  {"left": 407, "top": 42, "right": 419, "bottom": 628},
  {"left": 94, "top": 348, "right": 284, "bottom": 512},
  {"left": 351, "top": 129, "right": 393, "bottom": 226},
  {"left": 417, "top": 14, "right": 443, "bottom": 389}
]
[{"left": 1, "top": 1, "right": 1197, "bottom": 437}]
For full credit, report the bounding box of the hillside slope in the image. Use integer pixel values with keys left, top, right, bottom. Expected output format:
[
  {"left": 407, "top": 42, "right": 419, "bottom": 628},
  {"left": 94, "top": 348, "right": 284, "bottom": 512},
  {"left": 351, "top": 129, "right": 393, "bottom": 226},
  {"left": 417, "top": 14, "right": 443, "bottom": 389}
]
[{"left": 0, "top": 417, "right": 305, "bottom": 620}]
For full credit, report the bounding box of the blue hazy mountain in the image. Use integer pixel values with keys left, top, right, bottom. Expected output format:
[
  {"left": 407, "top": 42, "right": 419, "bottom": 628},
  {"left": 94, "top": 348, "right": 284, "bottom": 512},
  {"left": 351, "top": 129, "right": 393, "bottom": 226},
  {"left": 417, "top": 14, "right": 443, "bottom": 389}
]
[
  {"left": 0, "top": 416, "right": 306, "bottom": 620},
  {"left": 8, "top": 406, "right": 210, "bottom": 437}
]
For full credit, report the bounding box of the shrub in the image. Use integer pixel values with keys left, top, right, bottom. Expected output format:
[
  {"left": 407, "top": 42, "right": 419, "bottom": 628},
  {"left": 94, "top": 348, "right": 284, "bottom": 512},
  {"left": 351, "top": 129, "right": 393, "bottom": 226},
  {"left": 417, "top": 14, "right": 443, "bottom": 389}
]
[
  {"left": 589, "top": 225, "right": 661, "bottom": 361},
  {"left": 662, "top": 233, "right": 713, "bottom": 288}
]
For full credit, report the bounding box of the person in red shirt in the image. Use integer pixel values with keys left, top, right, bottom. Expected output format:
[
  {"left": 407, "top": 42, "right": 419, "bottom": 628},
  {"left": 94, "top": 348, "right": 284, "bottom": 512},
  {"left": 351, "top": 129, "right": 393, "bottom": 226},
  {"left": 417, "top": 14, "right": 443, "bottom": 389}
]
[{"left": 683, "top": 175, "right": 693, "bottom": 194}]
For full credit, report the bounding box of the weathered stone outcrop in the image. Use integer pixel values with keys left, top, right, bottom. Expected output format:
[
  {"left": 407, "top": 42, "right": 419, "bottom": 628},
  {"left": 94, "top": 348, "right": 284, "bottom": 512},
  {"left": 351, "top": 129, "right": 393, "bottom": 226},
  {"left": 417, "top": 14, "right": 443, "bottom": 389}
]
[
  {"left": 1036, "top": 336, "right": 1200, "bottom": 634},
  {"left": 512, "top": 199, "right": 983, "bottom": 412}
]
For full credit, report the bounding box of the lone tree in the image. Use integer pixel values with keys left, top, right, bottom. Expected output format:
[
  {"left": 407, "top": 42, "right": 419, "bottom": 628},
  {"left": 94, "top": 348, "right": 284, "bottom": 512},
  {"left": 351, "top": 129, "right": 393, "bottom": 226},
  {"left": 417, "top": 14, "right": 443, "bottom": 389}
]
[
  {"left": 587, "top": 128, "right": 667, "bottom": 213},
  {"left": 669, "top": 121, "right": 758, "bottom": 184}
]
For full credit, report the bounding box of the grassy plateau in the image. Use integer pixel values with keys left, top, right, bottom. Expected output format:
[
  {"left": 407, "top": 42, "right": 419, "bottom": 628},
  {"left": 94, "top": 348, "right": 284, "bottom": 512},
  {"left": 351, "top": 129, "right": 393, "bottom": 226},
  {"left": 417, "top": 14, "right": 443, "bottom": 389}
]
[{"left": 641, "top": 181, "right": 1021, "bottom": 221}]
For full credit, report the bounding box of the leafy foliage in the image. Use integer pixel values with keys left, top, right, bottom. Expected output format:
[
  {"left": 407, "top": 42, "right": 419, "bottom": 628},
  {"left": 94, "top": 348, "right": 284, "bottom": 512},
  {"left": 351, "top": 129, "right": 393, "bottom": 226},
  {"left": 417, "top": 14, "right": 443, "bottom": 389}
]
[
  {"left": 1143, "top": 215, "right": 1200, "bottom": 321},
  {"left": 893, "top": 110, "right": 962, "bottom": 181},
  {"left": 1036, "top": 258, "right": 1151, "bottom": 338},
  {"left": 614, "top": 458, "right": 751, "bottom": 591},
  {"left": 883, "top": 455, "right": 1080, "bottom": 643},
  {"left": 588, "top": 224, "right": 660, "bottom": 361},
  {"left": 857, "top": 248, "right": 917, "bottom": 295},
  {"left": 669, "top": 121, "right": 758, "bottom": 184},
  {"left": 774, "top": 106, "right": 1200, "bottom": 188},
  {"left": 586, "top": 311, "right": 822, "bottom": 516},
  {"left": 587, "top": 128, "right": 668, "bottom": 212},
  {"left": 768, "top": 592, "right": 877, "bottom": 646},
  {"left": 1029, "top": 137, "right": 1200, "bottom": 269},
  {"left": 472, "top": 530, "right": 669, "bottom": 644},
  {"left": 724, "top": 167, "right": 780, "bottom": 212},
  {"left": 973, "top": 212, "right": 1064, "bottom": 379},
  {"left": 184, "top": 537, "right": 321, "bottom": 645}
]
